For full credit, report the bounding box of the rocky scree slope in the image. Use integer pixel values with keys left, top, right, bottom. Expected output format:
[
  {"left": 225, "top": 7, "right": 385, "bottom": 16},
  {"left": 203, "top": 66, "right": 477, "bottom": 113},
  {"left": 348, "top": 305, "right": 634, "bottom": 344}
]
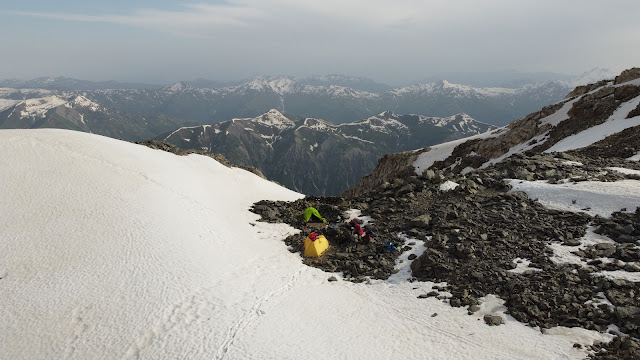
[
  {"left": 253, "top": 153, "right": 640, "bottom": 360},
  {"left": 161, "top": 109, "right": 494, "bottom": 196},
  {"left": 251, "top": 69, "right": 640, "bottom": 359}
]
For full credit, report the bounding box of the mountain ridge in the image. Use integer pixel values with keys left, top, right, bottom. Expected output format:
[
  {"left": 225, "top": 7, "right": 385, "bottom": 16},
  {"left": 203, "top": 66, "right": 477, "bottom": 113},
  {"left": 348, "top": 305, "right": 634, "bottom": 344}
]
[
  {"left": 0, "top": 69, "right": 615, "bottom": 127},
  {"left": 161, "top": 109, "right": 495, "bottom": 195}
]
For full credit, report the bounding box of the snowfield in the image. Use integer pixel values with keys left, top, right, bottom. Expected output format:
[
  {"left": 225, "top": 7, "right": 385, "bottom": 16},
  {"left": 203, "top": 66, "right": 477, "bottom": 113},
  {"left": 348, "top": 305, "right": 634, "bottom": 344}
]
[
  {"left": 509, "top": 179, "right": 640, "bottom": 218},
  {"left": 0, "top": 129, "right": 613, "bottom": 359}
]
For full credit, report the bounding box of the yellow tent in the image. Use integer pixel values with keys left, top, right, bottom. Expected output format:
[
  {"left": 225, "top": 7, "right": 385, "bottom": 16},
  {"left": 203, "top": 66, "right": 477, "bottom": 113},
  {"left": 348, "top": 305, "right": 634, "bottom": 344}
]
[{"left": 304, "top": 233, "right": 329, "bottom": 257}]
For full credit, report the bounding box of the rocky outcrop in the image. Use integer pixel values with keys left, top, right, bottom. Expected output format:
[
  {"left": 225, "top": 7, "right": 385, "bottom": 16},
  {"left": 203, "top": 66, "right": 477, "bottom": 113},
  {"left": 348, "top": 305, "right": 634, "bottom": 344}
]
[
  {"left": 628, "top": 103, "right": 640, "bottom": 119},
  {"left": 566, "top": 80, "right": 610, "bottom": 99},
  {"left": 342, "top": 150, "right": 427, "bottom": 198},
  {"left": 614, "top": 67, "right": 640, "bottom": 84},
  {"left": 529, "top": 85, "right": 638, "bottom": 153}
]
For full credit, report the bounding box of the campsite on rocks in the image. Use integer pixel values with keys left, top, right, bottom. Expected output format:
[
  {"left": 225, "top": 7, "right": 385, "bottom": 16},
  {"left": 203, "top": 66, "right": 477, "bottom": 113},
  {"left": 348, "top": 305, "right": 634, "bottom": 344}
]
[{"left": 2, "top": 67, "right": 640, "bottom": 359}]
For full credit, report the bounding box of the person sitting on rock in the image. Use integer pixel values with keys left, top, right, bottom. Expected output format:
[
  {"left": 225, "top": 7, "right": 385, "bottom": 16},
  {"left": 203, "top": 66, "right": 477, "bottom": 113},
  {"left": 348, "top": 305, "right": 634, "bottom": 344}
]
[
  {"left": 362, "top": 228, "right": 373, "bottom": 244},
  {"left": 353, "top": 223, "right": 364, "bottom": 237}
]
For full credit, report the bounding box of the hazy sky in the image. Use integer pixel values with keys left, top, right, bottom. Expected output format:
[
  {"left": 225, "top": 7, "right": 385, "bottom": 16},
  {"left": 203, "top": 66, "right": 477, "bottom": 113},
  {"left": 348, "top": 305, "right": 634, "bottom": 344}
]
[{"left": 1, "top": 0, "right": 639, "bottom": 85}]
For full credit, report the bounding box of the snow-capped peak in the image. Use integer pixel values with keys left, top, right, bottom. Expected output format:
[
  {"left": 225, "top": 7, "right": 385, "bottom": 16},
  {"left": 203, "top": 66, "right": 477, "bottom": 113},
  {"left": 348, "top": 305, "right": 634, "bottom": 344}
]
[
  {"left": 20, "top": 95, "right": 68, "bottom": 118},
  {"left": 68, "top": 95, "right": 102, "bottom": 111},
  {"left": 345, "top": 111, "right": 408, "bottom": 134},
  {"left": 418, "top": 113, "right": 478, "bottom": 127},
  {"left": 164, "top": 81, "right": 195, "bottom": 93},
  {"left": 377, "top": 110, "right": 397, "bottom": 118},
  {"left": 240, "top": 76, "right": 298, "bottom": 95},
  {"left": 302, "top": 117, "right": 335, "bottom": 132},
  {"left": 253, "top": 109, "right": 296, "bottom": 130}
]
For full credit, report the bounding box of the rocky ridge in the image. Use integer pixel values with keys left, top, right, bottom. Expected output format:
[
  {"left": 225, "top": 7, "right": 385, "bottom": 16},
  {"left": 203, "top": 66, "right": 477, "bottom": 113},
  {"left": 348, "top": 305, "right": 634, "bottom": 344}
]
[{"left": 162, "top": 110, "right": 493, "bottom": 195}]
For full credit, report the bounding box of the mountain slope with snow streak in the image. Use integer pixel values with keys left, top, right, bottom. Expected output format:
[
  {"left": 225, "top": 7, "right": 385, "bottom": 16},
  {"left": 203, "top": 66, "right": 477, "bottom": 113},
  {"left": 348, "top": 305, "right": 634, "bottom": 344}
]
[
  {"left": 0, "top": 129, "right": 609, "bottom": 360},
  {"left": 412, "top": 69, "right": 640, "bottom": 175},
  {"left": 0, "top": 94, "right": 193, "bottom": 141}
]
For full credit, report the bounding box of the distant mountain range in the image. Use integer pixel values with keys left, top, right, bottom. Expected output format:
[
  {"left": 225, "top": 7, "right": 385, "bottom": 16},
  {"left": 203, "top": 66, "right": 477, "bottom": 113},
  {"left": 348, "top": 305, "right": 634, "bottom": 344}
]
[
  {"left": 0, "top": 69, "right": 617, "bottom": 128},
  {"left": 161, "top": 109, "right": 495, "bottom": 195}
]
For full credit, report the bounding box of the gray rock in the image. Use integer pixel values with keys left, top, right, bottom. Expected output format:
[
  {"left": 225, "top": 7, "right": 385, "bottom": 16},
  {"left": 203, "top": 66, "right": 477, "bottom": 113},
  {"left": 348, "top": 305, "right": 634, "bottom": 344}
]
[
  {"left": 615, "top": 306, "right": 640, "bottom": 320},
  {"left": 411, "top": 215, "right": 432, "bottom": 228},
  {"left": 624, "top": 263, "right": 640, "bottom": 272},
  {"left": 483, "top": 314, "right": 504, "bottom": 326}
]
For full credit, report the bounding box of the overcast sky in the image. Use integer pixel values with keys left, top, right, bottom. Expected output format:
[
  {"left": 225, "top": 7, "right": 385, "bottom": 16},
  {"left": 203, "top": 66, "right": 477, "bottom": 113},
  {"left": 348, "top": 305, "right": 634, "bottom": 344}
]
[{"left": 1, "top": 0, "right": 639, "bottom": 85}]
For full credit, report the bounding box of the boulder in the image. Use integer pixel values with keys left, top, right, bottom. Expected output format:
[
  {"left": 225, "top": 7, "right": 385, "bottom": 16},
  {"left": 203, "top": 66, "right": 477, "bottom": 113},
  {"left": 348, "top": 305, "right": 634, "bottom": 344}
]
[
  {"left": 483, "top": 314, "right": 504, "bottom": 326},
  {"left": 411, "top": 215, "right": 432, "bottom": 228},
  {"left": 615, "top": 67, "right": 640, "bottom": 84}
]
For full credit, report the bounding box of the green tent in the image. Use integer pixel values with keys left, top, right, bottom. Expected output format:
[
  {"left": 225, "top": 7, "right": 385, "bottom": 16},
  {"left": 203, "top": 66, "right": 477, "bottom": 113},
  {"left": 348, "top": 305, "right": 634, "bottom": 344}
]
[{"left": 303, "top": 207, "right": 326, "bottom": 223}]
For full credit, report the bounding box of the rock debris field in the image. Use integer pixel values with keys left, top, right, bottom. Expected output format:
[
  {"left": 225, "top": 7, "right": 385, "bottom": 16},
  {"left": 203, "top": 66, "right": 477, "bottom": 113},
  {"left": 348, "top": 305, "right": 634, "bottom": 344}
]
[{"left": 252, "top": 153, "right": 640, "bottom": 360}]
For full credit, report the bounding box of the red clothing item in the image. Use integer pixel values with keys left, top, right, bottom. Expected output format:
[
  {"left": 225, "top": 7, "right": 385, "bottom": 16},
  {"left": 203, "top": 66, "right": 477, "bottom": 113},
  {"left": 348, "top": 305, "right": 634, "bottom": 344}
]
[{"left": 354, "top": 224, "right": 364, "bottom": 237}]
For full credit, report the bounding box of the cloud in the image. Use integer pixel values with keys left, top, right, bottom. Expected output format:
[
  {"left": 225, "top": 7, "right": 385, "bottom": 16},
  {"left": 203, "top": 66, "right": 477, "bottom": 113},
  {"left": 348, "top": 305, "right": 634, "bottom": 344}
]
[
  {"left": 9, "top": 0, "right": 445, "bottom": 36},
  {"left": 9, "top": 2, "right": 264, "bottom": 37},
  {"left": 4, "top": 0, "right": 640, "bottom": 83}
]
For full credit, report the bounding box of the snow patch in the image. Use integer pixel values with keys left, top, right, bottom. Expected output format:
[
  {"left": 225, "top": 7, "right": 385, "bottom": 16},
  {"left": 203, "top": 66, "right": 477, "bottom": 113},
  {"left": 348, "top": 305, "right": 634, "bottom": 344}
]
[
  {"left": 548, "top": 227, "right": 640, "bottom": 282},
  {"left": 69, "top": 95, "right": 102, "bottom": 111},
  {"left": 509, "top": 179, "right": 640, "bottom": 217},
  {"left": 628, "top": 152, "right": 640, "bottom": 161},
  {"left": 343, "top": 209, "right": 373, "bottom": 226},
  {"left": 0, "top": 99, "right": 19, "bottom": 112},
  {"left": 386, "top": 234, "right": 427, "bottom": 284},
  {"left": 540, "top": 98, "right": 579, "bottom": 127},
  {"left": 413, "top": 129, "right": 502, "bottom": 174},
  {"left": 481, "top": 133, "right": 548, "bottom": 169},
  {"left": 439, "top": 181, "right": 459, "bottom": 192},
  {"left": 508, "top": 258, "right": 543, "bottom": 274},
  {"left": 607, "top": 167, "right": 640, "bottom": 176},
  {"left": 562, "top": 160, "right": 584, "bottom": 166},
  {"left": 341, "top": 134, "right": 374, "bottom": 144},
  {"left": 20, "top": 96, "right": 68, "bottom": 118},
  {"left": 544, "top": 96, "right": 640, "bottom": 153}
]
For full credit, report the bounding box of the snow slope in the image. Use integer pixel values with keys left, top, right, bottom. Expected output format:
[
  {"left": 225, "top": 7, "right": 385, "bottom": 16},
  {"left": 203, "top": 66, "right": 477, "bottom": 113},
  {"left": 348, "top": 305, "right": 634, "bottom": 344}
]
[
  {"left": 509, "top": 177, "right": 640, "bottom": 283},
  {"left": 413, "top": 128, "right": 504, "bottom": 173},
  {"left": 544, "top": 95, "right": 640, "bottom": 153},
  {"left": 0, "top": 129, "right": 610, "bottom": 359},
  {"left": 0, "top": 99, "right": 19, "bottom": 112}
]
